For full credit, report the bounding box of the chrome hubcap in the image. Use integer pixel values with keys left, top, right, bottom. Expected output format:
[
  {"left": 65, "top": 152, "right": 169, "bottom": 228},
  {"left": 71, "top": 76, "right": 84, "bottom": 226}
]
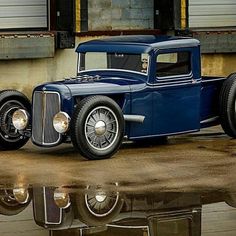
[
  {"left": 95, "top": 193, "right": 107, "bottom": 202},
  {"left": 85, "top": 191, "right": 119, "bottom": 217},
  {"left": 85, "top": 106, "right": 119, "bottom": 151},
  {"left": 94, "top": 121, "right": 106, "bottom": 136}
]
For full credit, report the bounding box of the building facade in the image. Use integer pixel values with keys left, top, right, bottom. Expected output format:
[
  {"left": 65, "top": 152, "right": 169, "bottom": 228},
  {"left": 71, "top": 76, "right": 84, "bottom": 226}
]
[{"left": 0, "top": 0, "right": 236, "bottom": 97}]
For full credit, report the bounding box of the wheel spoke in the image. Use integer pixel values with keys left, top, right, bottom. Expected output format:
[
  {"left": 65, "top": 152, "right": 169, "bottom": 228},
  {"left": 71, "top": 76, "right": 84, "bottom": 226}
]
[
  {"left": 106, "top": 120, "right": 116, "bottom": 125},
  {"left": 85, "top": 106, "right": 119, "bottom": 150},
  {"left": 87, "top": 122, "right": 95, "bottom": 127},
  {"left": 91, "top": 114, "right": 97, "bottom": 124},
  {"left": 86, "top": 130, "right": 95, "bottom": 138},
  {"left": 104, "top": 133, "right": 111, "bottom": 144},
  {"left": 98, "top": 108, "right": 102, "bottom": 120},
  {"left": 107, "top": 129, "right": 116, "bottom": 134},
  {"left": 93, "top": 136, "right": 99, "bottom": 147}
]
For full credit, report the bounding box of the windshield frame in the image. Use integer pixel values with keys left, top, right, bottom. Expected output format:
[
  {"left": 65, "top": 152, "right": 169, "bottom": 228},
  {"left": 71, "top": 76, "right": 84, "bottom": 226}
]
[{"left": 77, "top": 52, "right": 150, "bottom": 77}]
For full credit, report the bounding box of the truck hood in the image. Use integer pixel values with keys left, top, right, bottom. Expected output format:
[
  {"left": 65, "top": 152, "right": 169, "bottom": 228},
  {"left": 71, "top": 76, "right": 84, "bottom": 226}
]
[
  {"left": 65, "top": 70, "right": 147, "bottom": 96},
  {"left": 34, "top": 70, "right": 147, "bottom": 96},
  {"left": 64, "top": 77, "right": 131, "bottom": 95}
]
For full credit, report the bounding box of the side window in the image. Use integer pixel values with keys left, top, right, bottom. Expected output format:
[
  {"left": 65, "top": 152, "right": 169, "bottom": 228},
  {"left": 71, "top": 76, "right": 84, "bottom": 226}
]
[{"left": 156, "top": 52, "right": 191, "bottom": 78}]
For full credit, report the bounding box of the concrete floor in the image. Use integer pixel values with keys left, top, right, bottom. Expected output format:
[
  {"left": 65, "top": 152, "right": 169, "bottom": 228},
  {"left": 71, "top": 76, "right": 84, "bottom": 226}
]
[{"left": 0, "top": 125, "right": 236, "bottom": 192}]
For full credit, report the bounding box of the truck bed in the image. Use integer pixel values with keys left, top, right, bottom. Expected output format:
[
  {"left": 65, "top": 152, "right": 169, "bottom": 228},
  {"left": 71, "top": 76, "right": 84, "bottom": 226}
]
[{"left": 200, "top": 76, "right": 226, "bottom": 127}]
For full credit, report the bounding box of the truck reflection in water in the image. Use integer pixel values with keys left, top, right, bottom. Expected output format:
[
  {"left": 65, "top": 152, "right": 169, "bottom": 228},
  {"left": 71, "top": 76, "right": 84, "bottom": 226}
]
[
  {"left": 0, "top": 187, "right": 31, "bottom": 215},
  {"left": 0, "top": 185, "right": 236, "bottom": 235},
  {"left": 30, "top": 185, "right": 236, "bottom": 236}
]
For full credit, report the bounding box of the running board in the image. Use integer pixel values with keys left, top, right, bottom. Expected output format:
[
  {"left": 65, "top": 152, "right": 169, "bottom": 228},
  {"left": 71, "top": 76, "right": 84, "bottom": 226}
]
[{"left": 200, "top": 116, "right": 219, "bottom": 124}]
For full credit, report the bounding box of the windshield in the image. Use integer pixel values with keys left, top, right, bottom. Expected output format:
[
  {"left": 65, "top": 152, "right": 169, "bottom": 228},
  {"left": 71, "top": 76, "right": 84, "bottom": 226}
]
[{"left": 78, "top": 52, "right": 149, "bottom": 75}]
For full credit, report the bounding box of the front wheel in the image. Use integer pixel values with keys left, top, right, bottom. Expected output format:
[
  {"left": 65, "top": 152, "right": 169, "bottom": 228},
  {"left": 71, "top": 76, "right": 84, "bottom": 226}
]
[
  {"left": 71, "top": 96, "right": 124, "bottom": 160},
  {"left": 75, "top": 187, "right": 123, "bottom": 226}
]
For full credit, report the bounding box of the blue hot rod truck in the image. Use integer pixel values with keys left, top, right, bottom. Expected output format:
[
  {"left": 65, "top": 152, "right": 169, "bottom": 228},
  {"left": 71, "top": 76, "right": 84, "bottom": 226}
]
[{"left": 1, "top": 35, "right": 236, "bottom": 160}]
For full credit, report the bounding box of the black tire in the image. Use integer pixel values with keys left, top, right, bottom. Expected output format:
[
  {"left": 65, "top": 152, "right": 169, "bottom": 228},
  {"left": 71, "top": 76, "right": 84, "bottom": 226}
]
[
  {"left": 71, "top": 96, "right": 124, "bottom": 160},
  {"left": 219, "top": 73, "right": 236, "bottom": 137},
  {"left": 0, "top": 90, "right": 31, "bottom": 150},
  {"left": 75, "top": 190, "right": 123, "bottom": 226}
]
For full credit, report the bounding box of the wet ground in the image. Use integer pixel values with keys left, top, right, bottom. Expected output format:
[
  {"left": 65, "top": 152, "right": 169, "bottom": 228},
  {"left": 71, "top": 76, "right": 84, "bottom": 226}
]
[
  {"left": 0, "top": 125, "right": 236, "bottom": 192},
  {"left": 0, "top": 125, "right": 236, "bottom": 235}
]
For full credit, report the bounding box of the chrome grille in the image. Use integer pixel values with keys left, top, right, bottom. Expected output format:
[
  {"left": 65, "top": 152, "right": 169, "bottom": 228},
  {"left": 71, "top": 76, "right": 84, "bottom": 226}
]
[{"left": 32, "top": 91, "right": 61, "bottom": 146}]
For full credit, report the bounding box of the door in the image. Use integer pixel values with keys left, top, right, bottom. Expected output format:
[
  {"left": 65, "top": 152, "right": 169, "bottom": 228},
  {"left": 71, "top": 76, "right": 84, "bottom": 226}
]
[
  {"left": 189, "top": 0, "right": 236, "bottom": 29},
  {"left": 152, "top": 48, "right": 201, "bottom": 136},
  {"left": 0, "top": 0, "right": 48, "bottom": 30}
]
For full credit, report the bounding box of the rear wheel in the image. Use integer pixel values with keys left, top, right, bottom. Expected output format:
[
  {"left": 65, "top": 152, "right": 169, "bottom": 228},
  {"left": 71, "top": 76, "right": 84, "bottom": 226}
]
[
  {"left": 71, "top": 96, "right": 124, "bottom": 160},
  {"left": 219, "top": 73, "right": 236, "bottom": 137},
  {"left": 0, "top": 90, "right": 31, "bottom": 150}
]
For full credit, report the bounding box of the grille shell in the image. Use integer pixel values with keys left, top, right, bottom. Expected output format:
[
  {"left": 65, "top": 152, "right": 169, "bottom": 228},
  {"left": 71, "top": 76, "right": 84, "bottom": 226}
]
[{"left": 32, "top": 91, "right": 61, "bottom": 146}]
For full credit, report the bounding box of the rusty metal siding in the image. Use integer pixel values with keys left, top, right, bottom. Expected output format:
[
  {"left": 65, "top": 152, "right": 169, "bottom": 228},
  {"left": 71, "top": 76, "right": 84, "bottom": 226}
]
[
  {"left": 189, "top": 0, "right": 236, "bottom": 29},
  {"left": 87, "top": 0, "right": 154, "bottom": 31},
  {"left": 0, "top": 0, "right": 47, "bottom": 29},
  {"left": 0, "top": 34, "right": 55, "bottom": 59}
]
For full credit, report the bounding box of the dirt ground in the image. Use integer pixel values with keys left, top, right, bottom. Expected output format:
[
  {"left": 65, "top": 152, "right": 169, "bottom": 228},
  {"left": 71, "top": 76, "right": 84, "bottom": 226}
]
[{"left": 0, "top": 125, "right": 236, "bottom": 193}]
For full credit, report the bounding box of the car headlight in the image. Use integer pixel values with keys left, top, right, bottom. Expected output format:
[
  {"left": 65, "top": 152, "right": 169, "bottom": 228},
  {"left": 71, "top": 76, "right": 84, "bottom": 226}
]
[
  {"left": 53, "top": 112, "right": 70, "bottom": 134},
  {"left": 12, "top": 109, "right": 29, "bottom": 131},
  {"left": 12, "top": 188, "right": 29, "bottom": 204},
  {"left": 54, "top": 191, "right": 71, "bottom": 209}
]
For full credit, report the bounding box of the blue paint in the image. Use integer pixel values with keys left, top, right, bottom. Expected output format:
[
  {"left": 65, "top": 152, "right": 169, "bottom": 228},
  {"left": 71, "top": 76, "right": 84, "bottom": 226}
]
[{"left": 32, "top": 35, "right": 226, "bottom": 145}]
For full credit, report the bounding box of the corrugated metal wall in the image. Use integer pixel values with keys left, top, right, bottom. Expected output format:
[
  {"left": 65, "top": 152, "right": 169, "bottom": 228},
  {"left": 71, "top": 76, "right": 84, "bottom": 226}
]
[
  {"left": 0, "top": 0, "right": 48, "bottom": 29},
  {"left": 189, "top": 0, "right": 236, "bottom": 28}
]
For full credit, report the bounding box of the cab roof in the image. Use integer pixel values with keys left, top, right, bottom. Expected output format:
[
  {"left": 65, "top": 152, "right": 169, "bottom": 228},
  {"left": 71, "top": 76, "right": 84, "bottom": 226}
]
[{"left": 76, "top": 35, "right": 200, "bottom": 54}]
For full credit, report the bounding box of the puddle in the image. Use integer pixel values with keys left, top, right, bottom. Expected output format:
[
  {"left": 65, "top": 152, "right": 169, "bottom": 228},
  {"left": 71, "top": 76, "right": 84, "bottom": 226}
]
[{"left": 0, "top": 184, "right": 236, "bottom": 235}]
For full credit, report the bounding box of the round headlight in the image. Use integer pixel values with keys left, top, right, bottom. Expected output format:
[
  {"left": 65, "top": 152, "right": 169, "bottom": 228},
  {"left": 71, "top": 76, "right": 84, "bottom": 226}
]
[
  {"left": 54, "top": 191, "right": 71, "bottom": 209},
  {"left": 53, "top": 112, "right": 70, "bottom": 134},
  {"left": 12, "top": 188, "right": 29, "bottom": 204},
  {"left": 12, "top": 109, "right": 29, "bottom": 131}
]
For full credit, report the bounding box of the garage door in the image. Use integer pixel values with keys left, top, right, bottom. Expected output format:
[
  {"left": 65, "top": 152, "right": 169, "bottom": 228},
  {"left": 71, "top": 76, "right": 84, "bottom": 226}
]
[
  {"left": 0, "top": 0, "right": 48, "bottom": 29},
  {"left": 189, "top": 0, "right": 236, "bottom": 29}
]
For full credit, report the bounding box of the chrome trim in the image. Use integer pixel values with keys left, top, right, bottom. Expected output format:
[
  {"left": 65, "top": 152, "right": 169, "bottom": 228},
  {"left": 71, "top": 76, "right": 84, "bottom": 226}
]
[
  {"left": 107, "top": 224, "right": 149, "bottom": 229},
  {"left": 77, "top": 52, "right": 81, "bottom": 74},
  {"left": 32, "top": 91, "right": 61, "bottom": 146},
  {"left": 53, "top": 112, "right": 71, "bottom": 134},
  {"left": 12, "top": 109, "right": 29, "bottom": 131},
  {"left": 78, "top": 68, "right": 148, "bottom": 76},
  {"left": 156, "top": 72, "right": 194, "bottom": 81},
  {"left": 146, "top": 81, "right": 201, "bottom": 88},
  {"left": 124, "top": 115, "right": 145, "bottom": 123},
  {"left": 200, "top": 116, "right": 219, "bottom": 125},
  {"left": 202, "top": 77, "right": 226, "bottom": 83},
  {"left": 85, "top": 192, "right": 120, "bottom": 218},
  {"left": 155, "top": 79, "right": 193, "bottom": 86},
  {"left": 84, "top": 106, "right": 119, "bottom": 151},
  {"left": 43, "top": 187, "right": 62, "bottom": 225}
]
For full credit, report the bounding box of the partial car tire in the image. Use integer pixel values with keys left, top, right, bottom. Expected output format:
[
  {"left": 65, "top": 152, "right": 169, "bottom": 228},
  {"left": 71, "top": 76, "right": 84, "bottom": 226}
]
[
  {"left": 0, "top": 90, "right": 31, "bottom": 150},
  {"left": 219, "top": 73, "right": 236, "bottom": 137},
  {"left": 75, "top": 189, "right": 123, "bottom": 226},
  {"left": 71, "top": 96, "right": 124, "bottom": 160},
  {"left": 0, "top": 189, "right": 31, "bottom": 216}
]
